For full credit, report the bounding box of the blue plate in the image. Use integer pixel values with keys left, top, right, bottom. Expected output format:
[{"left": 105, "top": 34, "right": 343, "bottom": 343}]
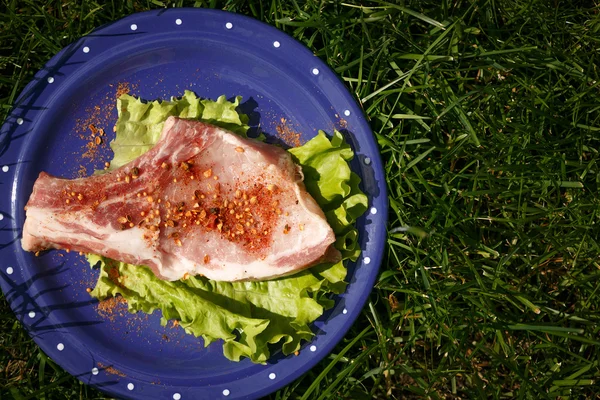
[{"left": 0, "top": 9, "right": 387, "bottom": 400}]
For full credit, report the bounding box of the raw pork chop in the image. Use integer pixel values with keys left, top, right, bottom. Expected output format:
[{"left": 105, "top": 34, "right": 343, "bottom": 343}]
[{"left": 22, "top": 117, "right": 340, "bottom": 281}]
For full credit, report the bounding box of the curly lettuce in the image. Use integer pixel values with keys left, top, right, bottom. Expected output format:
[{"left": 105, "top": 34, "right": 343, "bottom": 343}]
[{"left": 89, "top": 90, "right": 367, "bottom": 363}]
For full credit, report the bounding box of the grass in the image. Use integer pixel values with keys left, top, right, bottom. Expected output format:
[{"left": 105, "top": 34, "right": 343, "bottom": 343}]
[{"left": 2, "top": 0, "right": 600, "bottom": 398}]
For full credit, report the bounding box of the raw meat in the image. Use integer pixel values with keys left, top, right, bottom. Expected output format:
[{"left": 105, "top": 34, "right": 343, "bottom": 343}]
[{"left": 22, "top": 117, "right": 340, "bottom": 281}]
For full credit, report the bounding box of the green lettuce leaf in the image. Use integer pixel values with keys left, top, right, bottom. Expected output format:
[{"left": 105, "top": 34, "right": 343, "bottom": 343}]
[
  {"left": 289, "top": 131, "right": 368, "bottom": 261},
  {"left": 89, "top": 92, "right": 367, "bottom": 363},
  {"left": 109, "top": 91, "right": 249, "bottom": 169}
]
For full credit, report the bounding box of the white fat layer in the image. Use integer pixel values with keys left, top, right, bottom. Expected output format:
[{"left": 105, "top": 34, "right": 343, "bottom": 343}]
[
  {"left": 167, "top": 248, "right": 322, "bottom": 282},
  {"left": 24, "top": 207, "right": 160, "bottom": 267}
]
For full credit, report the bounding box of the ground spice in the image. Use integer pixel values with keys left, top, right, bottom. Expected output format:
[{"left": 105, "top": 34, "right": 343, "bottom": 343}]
[
  {"left": 96, "top": 295, "right": 128, "bottom": 323},
  {"left": 276, "top": 117, "right": 302, "bottom": 147},
  {"left": 97, "top": 362, "right": 127, "bottom": 377},
  {"left": 74, "top": 81, "right": 138, "bottom": 168},
  {"left": 115, "top": 82, "right": 132, "bottom": 98},
  {"left": 77, "top": 164, "right": 87, "bottom": 178}
]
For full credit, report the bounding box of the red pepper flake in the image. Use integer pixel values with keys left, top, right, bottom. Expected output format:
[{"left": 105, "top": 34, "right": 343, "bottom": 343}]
[
  {"left": 97, "top": 362, "right": 126, "bottom": 377},
  {"left": 276, "top": 118, "right": 302, "bottom": 148},
  {"left": 74, "top": 81, "right": 137, "bottom": 173},
  {"left": 96, "top": 296, "right": 127, "bottom": 323}
]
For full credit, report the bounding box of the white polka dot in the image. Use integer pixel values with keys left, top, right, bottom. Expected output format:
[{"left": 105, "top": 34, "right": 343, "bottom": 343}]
[
  {"left": 0, "top": 214, "right": 4, "bottom": 221},
  {"left": 370, "top": 207, "right": 377, "bottom": 215},
  {"left": 16, "top": 118, "right": 23, "bottom": 125},
  {"left": 83, "top": 46, "right": 90, "bottom": 53},
  {"left": 92, "top": 367, "right": 99, "bottom": 375},
  {"left": 269, "top": 372, "right": 276, "bottom": 380},
  {"left": 127, "top": 383, "right": 134, "bottom": 390},
  {"left": 28, "top": 311, "right": 36, "bottom": 318},
  {"left": 364, "top": 157, "right": 371, "bottom": 165},
  {"left": 364, "top": 257, "right": 371, "bottom": 265},
  {"left": 6, "top": 267, "right": 13, "bottom": 275},
  {"left": 225, "top": 22, "right": 233, "bottom": 29},
  {"left": 310, "top": 345, "right": 317, "bottom": 352},
  {"left": 175, "top": 19, "right": 182, "bottom": 25},
  {"left": 2, "top": 165, "right": 8, "bottom": 172},
  {"left": 343, "top": 308, "right": 348, "bottom": 314},
  {"left": 344, "top": 110, "right": 351, "bottom": 116},
  {"left": 312, "top": 68, "right": 320, "bottom": 75},
  {"left": 173, "top": 394, "right": 181, "bottom": 400},
  {"left": 273, "top": 41, "right": 281, "bottom": 48},
  {"left": 57, "top": 343, "right": 64, "bottom": 351},
  {"left": 222, "top": 389, "right": 230, "bottom": 396},
  {"left": 47, "top": 77, "right": 54, "bottom": 84},
  {"left": 130, "top": 24, "right": 138, "bottom": 31}
]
